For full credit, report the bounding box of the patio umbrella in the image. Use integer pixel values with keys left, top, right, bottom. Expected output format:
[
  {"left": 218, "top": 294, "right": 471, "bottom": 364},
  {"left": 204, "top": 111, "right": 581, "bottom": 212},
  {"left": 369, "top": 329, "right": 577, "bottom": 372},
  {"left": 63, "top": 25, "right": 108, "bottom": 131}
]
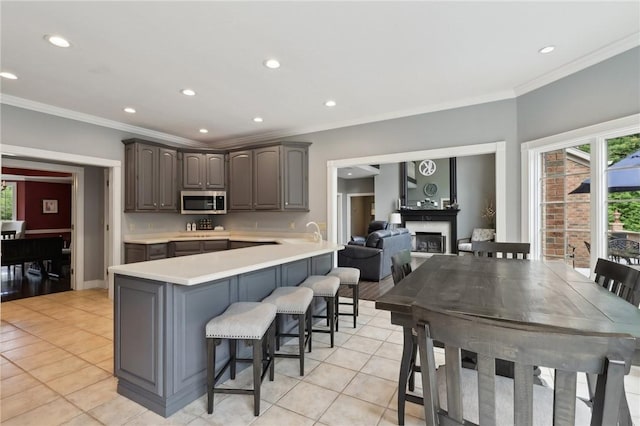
[{"left": 569, "top": 149, "right": 640, "bottom": 194}]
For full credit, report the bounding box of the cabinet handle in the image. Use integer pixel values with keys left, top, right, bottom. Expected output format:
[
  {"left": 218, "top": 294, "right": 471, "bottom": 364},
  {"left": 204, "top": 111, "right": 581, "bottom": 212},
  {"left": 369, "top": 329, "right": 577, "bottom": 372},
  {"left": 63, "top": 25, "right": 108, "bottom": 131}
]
[
  {"left": 199, "top": 182, "right": 202, "bottom": 185},
  {"left": 154, "top": 203, "right": 157, "bottom": 207}
]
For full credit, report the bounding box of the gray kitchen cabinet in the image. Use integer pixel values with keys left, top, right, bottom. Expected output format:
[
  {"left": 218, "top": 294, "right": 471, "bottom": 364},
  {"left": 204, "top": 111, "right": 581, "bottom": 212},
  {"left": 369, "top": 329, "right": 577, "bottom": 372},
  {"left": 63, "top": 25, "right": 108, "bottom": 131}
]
[
  {"left": 228, "top": 142, "right": 310, "bottom": 211},
  {"left": 168, "top": 239, "right": 229, "bottom": 257},
  {"left": 228, "top": 241, "right": 276, "bottom": 250},
  {"left": 282, "top": 144, "right": 309, "bottom": 210},
  {"left": 123, "top": 139, "right": 178, "bottom": 212},
  {"left": 124, "top": 243, "right": 168, "bottom": 264},
  {"left": 228, "top": 150, "right": 253, "bottom": 210},
  {"left": 181, "top": 152, "right": 225, "bottom": 190}
]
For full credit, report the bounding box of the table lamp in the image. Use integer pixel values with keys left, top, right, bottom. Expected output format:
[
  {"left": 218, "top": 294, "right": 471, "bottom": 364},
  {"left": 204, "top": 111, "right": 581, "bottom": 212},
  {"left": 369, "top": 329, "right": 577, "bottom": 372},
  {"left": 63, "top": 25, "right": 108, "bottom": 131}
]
[{"left": 389, "top": 212, "right": 402, "bottom": 229}]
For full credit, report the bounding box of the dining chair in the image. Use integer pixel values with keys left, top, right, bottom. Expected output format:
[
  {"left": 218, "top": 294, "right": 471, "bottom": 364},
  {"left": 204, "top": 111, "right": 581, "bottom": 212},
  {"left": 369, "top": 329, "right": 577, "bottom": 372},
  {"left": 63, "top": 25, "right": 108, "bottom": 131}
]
[
  {"left": 587, "top": 258, "right": 640, "bottom": 425},
  {"left": 472, "top": 240, "right": 530, "bottom": 259},
  {"left": 391, "top": 250, "right": 421, "bottom": 425},
  {"left": 413, "top": 306, "right": 635, "bottom": 426},
  {"left": 1, "top": 230, "right": 16, "bottom": 239}
]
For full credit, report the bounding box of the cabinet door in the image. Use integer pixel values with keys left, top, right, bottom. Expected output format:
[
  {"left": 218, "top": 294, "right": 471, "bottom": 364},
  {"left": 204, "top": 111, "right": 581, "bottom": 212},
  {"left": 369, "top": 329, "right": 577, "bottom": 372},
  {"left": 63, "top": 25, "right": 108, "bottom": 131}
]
[
  {"left": 228, "top": 151, "right": 253, "bottom": 210},
  {"left": 253, "top": 146, "right": 280, "bottom": 209},
  {"left": 170, "top": 240, "right": 203, "bottom": 257},
  {"left": 124, "top": 143, "right": 136, "bottom": 212},
  {"left": 283, "top": 145, "right": 308, "bottom": 210},
  {"left": 124, "top": 244, "right": 147, "bottom": 264},
  {"left": 205, "top": 154, "right": 225, "bottom": 189},
  {"left": 158, "top": 148, "right": 178, "bottom": 211},
  {"left": 136, "top": 144, "right": 158, "bottom": 210},
  {"left": 182, "top": 153, "right": 203, "bottom": 189}
]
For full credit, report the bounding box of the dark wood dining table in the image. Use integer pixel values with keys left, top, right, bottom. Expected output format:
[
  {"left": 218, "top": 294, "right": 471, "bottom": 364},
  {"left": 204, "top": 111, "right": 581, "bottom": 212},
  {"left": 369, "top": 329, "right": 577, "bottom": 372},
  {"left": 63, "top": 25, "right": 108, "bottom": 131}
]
[{"left": 375, "top": 255, "right": 640, "bottom": 423}]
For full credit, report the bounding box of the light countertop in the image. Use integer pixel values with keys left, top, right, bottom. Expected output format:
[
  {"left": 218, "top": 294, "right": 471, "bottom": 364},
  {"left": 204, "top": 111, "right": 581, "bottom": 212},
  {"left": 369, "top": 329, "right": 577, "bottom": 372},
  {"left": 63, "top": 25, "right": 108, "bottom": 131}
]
[
  {"left": 109, "top": 241, "right": 343, "bottom": 286},
  {"left": 123, "top": 231, "right": 314, "bottom": 245}
]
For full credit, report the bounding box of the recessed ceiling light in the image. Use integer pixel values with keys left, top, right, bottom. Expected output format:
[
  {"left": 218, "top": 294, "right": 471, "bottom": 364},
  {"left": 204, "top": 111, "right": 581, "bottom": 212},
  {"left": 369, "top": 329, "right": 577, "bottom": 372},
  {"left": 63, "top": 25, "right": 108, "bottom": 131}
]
[
  {"left": 181, "top": 89, "right": 196, "bottom": 96},
  {"left": 263, "top": 59, "right": 280, "bottom": 69},
  {"left": 124, "top": 107, "right": 136, "bottom": 114},
  {"left": 0, "top": 72, "right": 18, "bottom": 80},
  {"left": 45, "top": 35, "right": 71, "bottom": 48},
  {"left": 253, "top": 117, "right": 264, "bottom": 123},
  {"left": 324, "top": 100, "right": 337, "bottom": 107},
  {"left": 199, "top": 128, "right": 208, "bottom": 134},
  {"left": 538, "top": 45, "right": 555, "bottom": 54}
]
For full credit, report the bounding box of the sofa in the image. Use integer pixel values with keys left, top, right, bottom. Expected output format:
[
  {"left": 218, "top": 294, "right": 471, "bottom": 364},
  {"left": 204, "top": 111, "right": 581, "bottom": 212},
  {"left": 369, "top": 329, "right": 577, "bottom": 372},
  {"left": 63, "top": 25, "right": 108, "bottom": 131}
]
[
  {"left": 457, "top": 228, "right": 495, "bottom": 254},
  {"left": 338, "top": 227, "right": 412, "bottom": 281}
]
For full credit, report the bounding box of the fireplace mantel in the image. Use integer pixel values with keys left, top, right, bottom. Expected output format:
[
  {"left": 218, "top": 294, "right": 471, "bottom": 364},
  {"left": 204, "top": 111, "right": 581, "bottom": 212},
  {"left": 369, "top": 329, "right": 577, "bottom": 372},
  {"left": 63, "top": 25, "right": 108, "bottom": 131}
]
[{"left": 399, "top": 208, "right": 460, "bottom": 254}]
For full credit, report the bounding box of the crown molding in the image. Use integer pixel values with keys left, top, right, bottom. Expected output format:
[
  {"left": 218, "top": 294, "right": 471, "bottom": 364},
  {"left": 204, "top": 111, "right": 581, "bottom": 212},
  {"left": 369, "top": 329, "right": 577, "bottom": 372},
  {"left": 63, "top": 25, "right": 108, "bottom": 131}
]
[
  {"left": 209, "top": 90, "right": 516, "bottom": 148},
  {"left": 514, "top": 32, "right": 640, "bottom": 97},
  {"left": 0, "top": 95, "right": 204, "bottom": 148}
]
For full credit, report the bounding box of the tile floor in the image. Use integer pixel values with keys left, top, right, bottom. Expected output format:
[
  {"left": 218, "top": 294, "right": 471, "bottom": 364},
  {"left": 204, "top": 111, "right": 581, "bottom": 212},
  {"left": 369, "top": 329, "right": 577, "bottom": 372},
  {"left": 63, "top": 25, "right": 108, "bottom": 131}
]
[{"left": 1, "top": 289, "right": 639, "bottom": 425}]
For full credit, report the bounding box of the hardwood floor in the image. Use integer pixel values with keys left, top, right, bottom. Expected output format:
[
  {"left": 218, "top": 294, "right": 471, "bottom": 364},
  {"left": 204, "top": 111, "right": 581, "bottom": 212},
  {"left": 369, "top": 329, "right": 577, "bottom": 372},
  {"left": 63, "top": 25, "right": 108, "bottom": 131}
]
[
  {"left": 339, "top": 255, "right": 427, "bottom": 301},
  {"left": 1, "top": 265, "right": 71, "bottom": 302}
]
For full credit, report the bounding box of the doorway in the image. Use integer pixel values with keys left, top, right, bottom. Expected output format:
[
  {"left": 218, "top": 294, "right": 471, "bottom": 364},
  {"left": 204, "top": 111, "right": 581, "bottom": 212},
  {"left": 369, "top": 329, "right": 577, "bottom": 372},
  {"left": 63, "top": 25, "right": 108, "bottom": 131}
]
[
  {"left": 1, "top": 144, "right": 122, "bottom": 299},
  {"left": 347, "top": 193, "right": 375, "bottom": 240}
]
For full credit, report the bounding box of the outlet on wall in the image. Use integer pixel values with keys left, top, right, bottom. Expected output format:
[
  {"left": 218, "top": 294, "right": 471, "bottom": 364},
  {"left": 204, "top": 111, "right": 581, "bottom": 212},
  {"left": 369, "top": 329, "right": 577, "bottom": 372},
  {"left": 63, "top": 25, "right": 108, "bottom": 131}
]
[
  {"left": 317, "top": 222, "right": 327, "bottom": 231},
  {"left": 289, "top": 221, "right": 295, "bottom": 229}
]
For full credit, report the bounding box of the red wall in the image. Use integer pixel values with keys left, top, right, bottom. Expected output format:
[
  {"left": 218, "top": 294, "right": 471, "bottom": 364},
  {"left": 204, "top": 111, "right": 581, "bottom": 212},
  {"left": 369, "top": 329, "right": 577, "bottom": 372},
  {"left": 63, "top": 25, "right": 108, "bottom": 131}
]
[{"left": 22, "top": 181, "right": 72, "bottom": 239}]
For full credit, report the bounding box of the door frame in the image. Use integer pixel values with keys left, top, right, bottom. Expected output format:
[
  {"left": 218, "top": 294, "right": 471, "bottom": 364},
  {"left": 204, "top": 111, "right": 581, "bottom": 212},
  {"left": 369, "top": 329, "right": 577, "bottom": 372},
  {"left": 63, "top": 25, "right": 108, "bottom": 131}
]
[
  {"left": 346, "top": 192, "right": 374, "bottom": 242},
  {"left": 1, "top": 144, "right": 121, "bottom": 296}
]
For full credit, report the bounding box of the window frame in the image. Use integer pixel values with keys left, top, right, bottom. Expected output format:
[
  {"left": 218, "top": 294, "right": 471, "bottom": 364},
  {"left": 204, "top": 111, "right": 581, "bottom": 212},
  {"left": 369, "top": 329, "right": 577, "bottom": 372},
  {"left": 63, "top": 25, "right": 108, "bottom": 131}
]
[
  {"left": 1, "top": 181, "right": 17, "bottom": 220},
  {"left": 521, "top": 114, "right": 640, "bottom": 272}
]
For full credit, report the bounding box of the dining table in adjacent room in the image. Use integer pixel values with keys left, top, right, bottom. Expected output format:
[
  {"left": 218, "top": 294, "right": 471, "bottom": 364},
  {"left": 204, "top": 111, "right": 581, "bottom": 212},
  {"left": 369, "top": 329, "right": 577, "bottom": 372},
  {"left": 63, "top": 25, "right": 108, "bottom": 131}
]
[{"left": 375, "top": 254, "right": 640, "bottom": 425}]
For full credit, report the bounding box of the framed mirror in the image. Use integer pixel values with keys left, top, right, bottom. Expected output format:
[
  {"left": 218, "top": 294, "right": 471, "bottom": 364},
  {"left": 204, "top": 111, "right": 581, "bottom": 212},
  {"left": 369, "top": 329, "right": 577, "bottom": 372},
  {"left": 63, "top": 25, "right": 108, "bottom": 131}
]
[{"left": 400, "top": 157, "right": 457, "bottom": 209}]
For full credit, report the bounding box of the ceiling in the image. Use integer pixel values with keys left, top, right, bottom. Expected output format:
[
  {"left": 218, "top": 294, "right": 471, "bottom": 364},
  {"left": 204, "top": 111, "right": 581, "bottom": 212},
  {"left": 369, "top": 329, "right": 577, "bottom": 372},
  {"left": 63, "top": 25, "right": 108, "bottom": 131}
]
[{"left": 1, "top": 2, "right": 639, "bottom": 149}]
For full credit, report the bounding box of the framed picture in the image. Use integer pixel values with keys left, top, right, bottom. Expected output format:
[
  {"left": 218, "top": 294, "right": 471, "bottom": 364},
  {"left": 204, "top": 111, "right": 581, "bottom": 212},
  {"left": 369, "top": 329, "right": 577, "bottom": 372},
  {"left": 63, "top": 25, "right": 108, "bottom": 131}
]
[
  {"left": 43, "top": 199, "right": 58, "bottom": 214},
  {"left": 440, "top": 198, "right": 451, "bottom": 209}
]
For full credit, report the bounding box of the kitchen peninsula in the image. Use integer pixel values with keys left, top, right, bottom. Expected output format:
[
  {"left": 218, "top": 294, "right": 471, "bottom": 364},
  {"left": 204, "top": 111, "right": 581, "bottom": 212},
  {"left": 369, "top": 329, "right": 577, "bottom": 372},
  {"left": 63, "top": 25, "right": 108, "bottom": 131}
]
[{"left": 109, "top": 238, "right": 343, "bottom": 417}]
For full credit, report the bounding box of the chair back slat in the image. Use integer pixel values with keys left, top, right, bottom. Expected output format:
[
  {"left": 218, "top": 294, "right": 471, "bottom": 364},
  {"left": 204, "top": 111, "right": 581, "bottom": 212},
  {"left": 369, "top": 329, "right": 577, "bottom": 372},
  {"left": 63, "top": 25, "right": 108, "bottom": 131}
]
[
  {"left": 413, "top": 308, "right": 635, "bottom": 426},
  {"left": 594, "top": 258, "right": 640, "bottom": 305},
  {"left": 472, "top": 241, "right": 531, "bottom": 260},
  {"left": 391, "top": 249, "right": 412, "bottom": 285}
]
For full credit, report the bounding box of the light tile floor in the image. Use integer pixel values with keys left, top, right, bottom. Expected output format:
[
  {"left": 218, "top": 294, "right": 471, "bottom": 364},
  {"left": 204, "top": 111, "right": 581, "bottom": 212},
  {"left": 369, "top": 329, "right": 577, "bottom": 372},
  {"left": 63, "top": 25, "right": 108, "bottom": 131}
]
[{"left": 1, "top": 289, "right": 639, "bottom": 425}]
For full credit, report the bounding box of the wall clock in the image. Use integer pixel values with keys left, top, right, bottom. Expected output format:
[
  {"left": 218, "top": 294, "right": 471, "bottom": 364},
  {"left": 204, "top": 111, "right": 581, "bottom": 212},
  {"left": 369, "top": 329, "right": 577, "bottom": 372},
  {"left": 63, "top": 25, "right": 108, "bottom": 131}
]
[
  {"left": 423, "top": 183, "right": 438, "bottom": 197},
  {"left": 418, "top": 159, "right": 437, "bottom": 176}
]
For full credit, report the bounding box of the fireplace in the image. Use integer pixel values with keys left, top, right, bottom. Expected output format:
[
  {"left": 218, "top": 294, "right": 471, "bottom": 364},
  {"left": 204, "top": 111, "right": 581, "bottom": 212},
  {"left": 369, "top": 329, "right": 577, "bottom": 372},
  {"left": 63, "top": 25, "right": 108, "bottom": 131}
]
[
  {"left": 399, "top": 208, "right": 460, "bottom": 254},
  {"left": 415, "top": 232, "right": 445, "bottom": 253}
]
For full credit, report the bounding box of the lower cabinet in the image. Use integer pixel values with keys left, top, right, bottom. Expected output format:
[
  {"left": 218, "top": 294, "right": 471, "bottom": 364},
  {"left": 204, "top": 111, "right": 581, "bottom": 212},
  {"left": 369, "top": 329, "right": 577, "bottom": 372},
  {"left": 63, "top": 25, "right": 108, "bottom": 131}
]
[
  {"left": 167, "top": 240, "right": 229, "bottom": 257},
  {"left": 125, "top": 240, "right": 280, "bottom": 263},
  {"left": 124, "top": 243, "right": 168, "bottom": 263}
]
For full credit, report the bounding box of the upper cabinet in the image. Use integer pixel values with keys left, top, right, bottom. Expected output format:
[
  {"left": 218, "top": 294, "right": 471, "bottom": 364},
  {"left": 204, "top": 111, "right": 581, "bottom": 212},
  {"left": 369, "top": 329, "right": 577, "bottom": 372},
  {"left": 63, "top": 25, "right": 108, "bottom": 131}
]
[
  {"left": 181, "top": 152, "right": 225, "bottom": 190},
  {"left": 229, "top": 142, "right": 309, "bottom": 211},
  {"left": 124, "top": 139, "right": 178, "bottom": 212}
]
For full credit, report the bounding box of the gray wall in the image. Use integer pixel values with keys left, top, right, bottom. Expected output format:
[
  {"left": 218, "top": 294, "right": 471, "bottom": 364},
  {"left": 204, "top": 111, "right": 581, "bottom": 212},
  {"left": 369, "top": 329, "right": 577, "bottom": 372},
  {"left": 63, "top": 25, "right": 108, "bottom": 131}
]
[
  {"left": 517, "top": 47, "right": 640, "bottom": 142},
  {"left": 374, "top": 163, "right": 401, "bottom": 223},
  {"left": 84, "top": 166, "right": 105, "bottom": 280},
  {"left": 457, "top": 154, "right": 496, "bottom": 239}
]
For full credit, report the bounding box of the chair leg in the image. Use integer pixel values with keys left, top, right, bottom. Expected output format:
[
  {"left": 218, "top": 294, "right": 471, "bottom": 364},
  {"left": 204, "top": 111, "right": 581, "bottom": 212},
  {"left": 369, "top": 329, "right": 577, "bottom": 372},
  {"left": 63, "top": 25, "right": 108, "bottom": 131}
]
[
  {"left": 398, "top": 326, "right": 414, "bottom": 426},
  {"left": 269, "top": 322, "right": 275, "bottom": 381},
  {"left": 408, "top": 336, "right": 418, "bottom": 391},
  {"left": 335, "top": 295, "right": 339, "bottom": 333},
  {"left": 306, "top": 306, "right": 313, "bottom": 352},
  {"left": 298, "top": 313, "right": 305, "bottom": 376},
  {"left": 353, "top": 284, "right": 359, "bottom": 328},
  {"left": 252, "top": 339, "right": 262, "bottom": 416},
  {"left": 207, "top": 338, "right": 215, "bottom": 414},
  {"left": 328, "top": 296, "right": 335, "bottom": 348},
  {"left": 229, "top": 339, "right": 237, "bottom": 379}
]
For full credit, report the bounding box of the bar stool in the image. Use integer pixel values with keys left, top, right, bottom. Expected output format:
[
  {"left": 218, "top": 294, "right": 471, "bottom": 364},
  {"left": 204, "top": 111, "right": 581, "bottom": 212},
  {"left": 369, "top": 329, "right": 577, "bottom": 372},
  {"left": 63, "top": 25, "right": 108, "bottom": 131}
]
[
  {"left": 328, "top": 267, "right": 360, "bottom": 328},
  {"left": 262, "top": 286, "right": 313, "bottom": 375},
  {"left": 300, "top": 275, "right": 340, "bottom": 348},
  {"left": 206, "top": 302, "right": 276, "bottom": 416}
]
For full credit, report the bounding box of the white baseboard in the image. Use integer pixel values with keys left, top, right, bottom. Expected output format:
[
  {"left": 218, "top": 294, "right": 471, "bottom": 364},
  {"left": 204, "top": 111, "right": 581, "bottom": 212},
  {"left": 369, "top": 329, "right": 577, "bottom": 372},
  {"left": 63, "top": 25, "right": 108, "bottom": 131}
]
[{"left": 81, "top": 279, "right": 106, "bottom": 290}]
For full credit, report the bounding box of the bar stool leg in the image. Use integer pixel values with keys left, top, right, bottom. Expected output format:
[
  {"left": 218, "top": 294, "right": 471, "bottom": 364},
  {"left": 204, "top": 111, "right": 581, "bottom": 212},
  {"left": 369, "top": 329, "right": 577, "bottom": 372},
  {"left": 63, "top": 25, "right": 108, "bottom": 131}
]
[
  {"left": 335, "top": 296, "right": 339, "bottom": 333},
  {"left": 307, "top": 306, "right": 313, "bottom": 352},
  {"left": 252, "top": 340, "right": 262, "bottom": 416},
  {"left": 269, "top": 322, "right": 275, "bottom": 381},
  {"left": 328, "top": 296, "right": 335, "bottom": 347},
  {"left": 206, "top": 338, "right": 216, "bottom": 414},
  {"left": 353, "top": 285, "right": 359, "bottom": 328},
  {"left": 297, "top": 312, "right": 305, "bottom": 375},
  {"left": 230, "top": 339, "right": 237, "bottom": 379}
]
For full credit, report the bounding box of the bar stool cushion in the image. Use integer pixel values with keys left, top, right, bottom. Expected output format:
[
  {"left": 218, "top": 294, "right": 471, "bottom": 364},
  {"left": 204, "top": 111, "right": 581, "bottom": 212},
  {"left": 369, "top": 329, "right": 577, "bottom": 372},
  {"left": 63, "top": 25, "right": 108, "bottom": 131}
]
[
  {"left": 300, "top": 275, "right": 340, "bottom": 297},
  {"left": 206, "top": 302, "right": 276, "bottom": 340},
  {"left": 262, "top": 287, "right": 313, "bottom": 315},
  {"left": 328, "top": 267, "right": 360, "bottom": 285}
]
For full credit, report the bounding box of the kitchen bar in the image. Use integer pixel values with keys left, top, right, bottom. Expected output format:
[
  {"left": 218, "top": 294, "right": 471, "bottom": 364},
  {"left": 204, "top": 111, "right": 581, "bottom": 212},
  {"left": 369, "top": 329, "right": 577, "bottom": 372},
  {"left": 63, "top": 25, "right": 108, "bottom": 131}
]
[{"left": 109, "top": 240, "right": 343, "bottom": 417}]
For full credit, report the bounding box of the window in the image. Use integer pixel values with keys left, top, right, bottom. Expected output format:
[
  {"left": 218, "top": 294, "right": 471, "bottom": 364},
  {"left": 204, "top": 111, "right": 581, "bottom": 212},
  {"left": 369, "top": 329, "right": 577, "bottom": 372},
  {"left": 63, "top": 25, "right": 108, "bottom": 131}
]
[
  {"left": 0, "top": 181, "right": 16, "bottom": 220},
  {"left": 522, "top": 114, "right": 640, "bottom": 275}
]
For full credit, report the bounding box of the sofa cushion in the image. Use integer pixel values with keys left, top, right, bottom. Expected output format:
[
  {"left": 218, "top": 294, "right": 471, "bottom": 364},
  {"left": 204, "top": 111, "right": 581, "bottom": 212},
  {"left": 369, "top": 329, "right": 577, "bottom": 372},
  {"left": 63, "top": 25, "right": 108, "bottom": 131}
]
[
  {"left": 367, "top": 221, "right": 388, "bottom": 234},
  {"left": 366, "top": 229, "right": 392, "bottom": 248},
  {"left": 349, "top": 236, "right": 366, "bottom": 246},
  {"left": 471, "top": 228, "right": 494, "bottom": 242}
]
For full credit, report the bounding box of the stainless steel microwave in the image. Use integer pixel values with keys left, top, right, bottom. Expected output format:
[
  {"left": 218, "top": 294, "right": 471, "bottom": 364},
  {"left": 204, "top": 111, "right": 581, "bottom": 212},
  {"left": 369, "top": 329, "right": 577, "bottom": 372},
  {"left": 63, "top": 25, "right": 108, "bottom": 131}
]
[{"left": 180, "top": 191, "right": 226, "bottom": 214}]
